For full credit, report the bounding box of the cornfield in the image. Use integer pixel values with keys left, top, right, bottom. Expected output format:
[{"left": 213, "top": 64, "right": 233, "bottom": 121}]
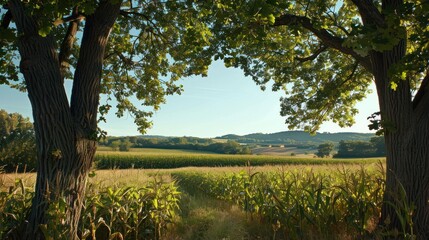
[
  {"left": 0, "top": 175, "right": 180, "bottom": 240},
  {"left": 173, "top": 164, "right": 388, "bottom": 239},
  {"left": 95, "top": 149, "right": 383, "bottom": 169}
]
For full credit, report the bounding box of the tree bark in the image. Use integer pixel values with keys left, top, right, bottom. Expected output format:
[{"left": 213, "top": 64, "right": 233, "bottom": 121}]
[
  {"left": 371, "top": 31, "right": 429, "bottom": 240},
  {"left": 8, "top": 1, "right": 121, "bottom": 239},
  {"left": 350, "top": 0, "right": 429, "bottom": 238}
]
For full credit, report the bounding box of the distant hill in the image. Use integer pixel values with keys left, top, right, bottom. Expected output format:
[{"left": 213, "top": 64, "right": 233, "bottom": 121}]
[{"left": 215, "top": 131, "right": 375, "bottom": 145}]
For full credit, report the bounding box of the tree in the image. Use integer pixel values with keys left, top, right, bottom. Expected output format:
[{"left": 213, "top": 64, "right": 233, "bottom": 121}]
[
  {"left": 315, "top": 142, "right": 334, "bottom": 158},
  {"left": 334, "top": 140, "right": 377, "bottom": 158},
  {"left": 1, "top": 1, "right": 212, "bottom": 238},
  {"left": 118, "top": 138, "right": 132, "bottom": 152},
  {"left": 204, "top": 0, "right": 429, "bottom": 237},
  {"left": 370, "top": 136, "right": 386, "bottom": 156},
  {"left": 0, "top": 109, "right": 36, "bottom": 172},
  {"left": 110, "top": 140, "right": 121, "bottom": 151}
]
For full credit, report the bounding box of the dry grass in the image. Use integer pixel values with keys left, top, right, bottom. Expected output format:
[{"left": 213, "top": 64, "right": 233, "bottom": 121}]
[
  {"left": 88, "top": 168, "right": 174, "bottom": 187},
  {"left": 0, "top": 171, "right": 36, "bottom": 191},
  {"left": 173, "top": 194, "right": 250, "bottom": 240}
]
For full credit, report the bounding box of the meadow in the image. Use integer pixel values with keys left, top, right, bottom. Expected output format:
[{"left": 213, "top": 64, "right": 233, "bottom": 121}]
[{"left": 1, "top": 148, "right": 411, "bottom": 239}]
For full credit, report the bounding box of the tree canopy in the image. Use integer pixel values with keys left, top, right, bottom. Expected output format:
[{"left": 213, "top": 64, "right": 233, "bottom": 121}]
[
  {"left": 0, "top": 0, "right": 213, "bottom": 133},
  {"left": 0, "top": 109, "right": 36, "bottom": 171},
  {"left": 201, "top": 0, "right": 429, "bottom": 133},
  {"left": 316, "top": 142, "right": 334, "bottom": 158}
]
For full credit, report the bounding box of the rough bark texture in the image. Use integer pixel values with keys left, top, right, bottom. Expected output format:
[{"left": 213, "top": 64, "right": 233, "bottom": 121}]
[
  {"left": 369, "top": 1, "right": 429, "bottom": 238},
  {"left": 7, "top": 1, "right": 121, "bottom": 239},
  {"left": 373, "top": 50, "right": 429, "bottom": 238}
]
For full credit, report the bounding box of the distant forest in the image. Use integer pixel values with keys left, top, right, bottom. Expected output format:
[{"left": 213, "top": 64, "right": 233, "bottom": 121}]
[
  {"left": 100, "top": 136, "right": 252, "bottom": 155},
  {"left": 216, "top": 131, "right": 375, "bottom": 145}
]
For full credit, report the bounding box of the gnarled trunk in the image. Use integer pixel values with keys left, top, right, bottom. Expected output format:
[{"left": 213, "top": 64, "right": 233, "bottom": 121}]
[{"left": 8, "top": 1, "right": 121, "bottom": 239}]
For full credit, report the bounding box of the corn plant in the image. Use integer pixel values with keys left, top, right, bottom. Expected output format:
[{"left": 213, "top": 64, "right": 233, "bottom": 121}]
[
  {"left": 1, "top": 175, "right": 180, "bottom": 240},
  {"left": 0, "top": 178, "right": 33, "bottom": 239},
  {"left": 80, "top": 176, "right": 180, "bottom": 240}
]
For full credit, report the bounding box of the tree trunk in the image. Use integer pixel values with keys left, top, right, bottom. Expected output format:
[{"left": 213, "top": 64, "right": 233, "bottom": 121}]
[
  {"left": 371, "top": 39, "right": 429, "bottom": 238},
  {"left": 8, "top": 1, "right": 121, "bottom": 239},
  {"left": 380, "top": 107, "right": 429, "bottom": 239}
]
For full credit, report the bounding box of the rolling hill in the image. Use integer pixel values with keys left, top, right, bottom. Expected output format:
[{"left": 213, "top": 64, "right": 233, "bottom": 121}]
[{"left": 215, "top": 130, "right": 375, "bottom": 145}]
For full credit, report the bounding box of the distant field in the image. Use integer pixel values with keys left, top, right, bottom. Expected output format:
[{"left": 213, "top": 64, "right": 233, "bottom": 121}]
[
  {"left": 252, "top": 146, "right": 315, "bottom": 156},
  {"left": 97, "top": 146, "right": 215, "bottom": 155},
  {"left": 95, "top": 147, "right": 384, "bottom": 169}
]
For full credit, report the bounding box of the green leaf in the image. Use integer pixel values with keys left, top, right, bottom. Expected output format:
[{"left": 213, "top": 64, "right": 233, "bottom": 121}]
[
  {"left": 38, "top": 25, "right": 52, "bottom": 37},
  {"left": 390, "top": 82, "right": 398, "bottom": 91}
]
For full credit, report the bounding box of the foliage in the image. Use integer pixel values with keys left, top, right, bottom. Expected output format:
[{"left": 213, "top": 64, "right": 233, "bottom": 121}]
[
  {"left": 0, "top": 109, "right": 36, "bottom": 172},
  {"left": 105, "top": 136, "right": 251, "bottom": 154},
  {"left": 0, "top": 1, "right": 214, "bottom": 133},
  {"left": 316, "top": 142, "right": 334, "bottom": 158},
  {"left": 335, "top": 137, "right": 386, "bottom": 158},
  {"left": 200, "top": 0, "right": 375, "bottom": 133},
  {"left": 0, "top": 176, "right": 180, "bottom": 239},
  {"left": 0, "top": 178, "right": 33, "bottom": 238},
  {"left": 198, "top": 0, "right": 429, "bottom": 131},
  {"left": 109, "top": 138, "right": 132, "bottom": 152}
]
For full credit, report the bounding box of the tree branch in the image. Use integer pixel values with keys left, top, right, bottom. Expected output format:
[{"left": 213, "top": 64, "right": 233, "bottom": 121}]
[
  {"left": 274, "top": 13, "right": 373, "bottom": 72},
  {"left": 295, "top": 45, "right": 328, "bottom": 62},
  {"left": 115, "top": 50, "right": 135, "bottom": 66},
  {"left": 350, "top": 0, "right": 385, "bottom": 27},
  {"left": 70, "top": 0, "right": 121, "bottom": 135},
  {"left": 412, "top": 71, "right": 429, "bottom": 110},
  {"left": 53, "top": 13, "right": 85, "bottom": 26},
  {"left": 1, "top": 9, "right": 12, "bottom": 29},
  {"left": 59, "top": 7, "right": 81, "bottom": 82},
  {"left": 120, "top": 10, "right": 171, "bottom": 45},
  {"left": 7, "top": 0, "right": 37, "bottom": 35}
]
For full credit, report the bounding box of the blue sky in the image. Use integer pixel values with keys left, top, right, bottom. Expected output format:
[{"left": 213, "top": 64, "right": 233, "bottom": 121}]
[{"left": 0, "top": 61, "right": 379, "bottom": 137}]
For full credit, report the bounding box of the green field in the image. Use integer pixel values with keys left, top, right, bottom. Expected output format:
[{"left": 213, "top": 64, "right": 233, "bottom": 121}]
[{"left": 95, "top": 147, "right": 385, "bottom": 169}]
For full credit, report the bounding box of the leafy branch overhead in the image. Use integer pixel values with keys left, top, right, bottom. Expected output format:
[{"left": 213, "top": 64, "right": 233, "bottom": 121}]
[
  {"left": 0, "top": 0, "right": 214, "bottom": 133},
  {"left": 203, "top": 0, "right": 429, "bottom": 133}
]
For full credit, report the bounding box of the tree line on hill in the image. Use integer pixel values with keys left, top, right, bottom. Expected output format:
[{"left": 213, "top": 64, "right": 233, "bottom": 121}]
[
  {"left": 315, "top": 137, "right": 386, "bottom": 158},
  {"left": 101, "top": 136, "right": 252, "bottom": 155},
  {"left": 217, "top": 131, "right": 375, "bottom": 145}
]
